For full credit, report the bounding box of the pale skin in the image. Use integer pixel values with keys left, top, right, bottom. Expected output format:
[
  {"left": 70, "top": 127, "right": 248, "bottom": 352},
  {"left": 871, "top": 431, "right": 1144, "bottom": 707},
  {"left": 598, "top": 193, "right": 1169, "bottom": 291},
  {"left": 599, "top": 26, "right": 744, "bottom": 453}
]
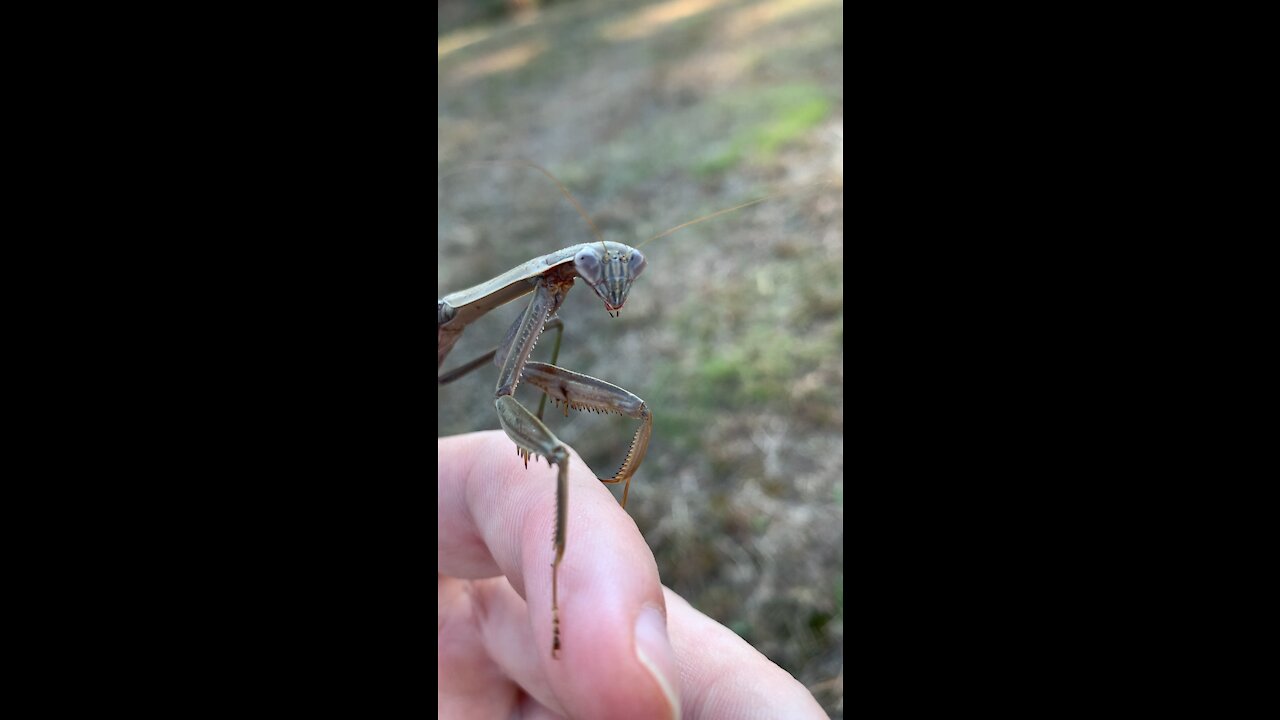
[{"left": 439, "top": 431, "right": 827, "bottom": 719}]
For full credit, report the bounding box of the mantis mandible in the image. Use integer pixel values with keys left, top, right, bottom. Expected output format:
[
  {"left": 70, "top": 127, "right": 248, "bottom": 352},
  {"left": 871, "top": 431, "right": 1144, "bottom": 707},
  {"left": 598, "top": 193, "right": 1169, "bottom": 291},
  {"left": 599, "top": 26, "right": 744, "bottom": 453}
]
[{"left": 437, "top": 160, "right": 797, "bottom": 658}]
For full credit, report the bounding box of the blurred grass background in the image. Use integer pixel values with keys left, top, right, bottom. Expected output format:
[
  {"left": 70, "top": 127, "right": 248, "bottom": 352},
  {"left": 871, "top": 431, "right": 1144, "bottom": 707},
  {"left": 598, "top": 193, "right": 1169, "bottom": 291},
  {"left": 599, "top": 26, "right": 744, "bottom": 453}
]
[{"left": 439, "top": 0, "right": 843, "bottom": 715}]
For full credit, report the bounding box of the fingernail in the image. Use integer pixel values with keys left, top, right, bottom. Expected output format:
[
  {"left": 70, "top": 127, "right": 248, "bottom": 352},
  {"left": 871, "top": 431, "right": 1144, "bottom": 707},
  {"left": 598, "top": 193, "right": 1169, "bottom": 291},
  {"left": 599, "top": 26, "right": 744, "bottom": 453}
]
[{"left": 635, "top": 604, "right": 681, "bottom": 720}]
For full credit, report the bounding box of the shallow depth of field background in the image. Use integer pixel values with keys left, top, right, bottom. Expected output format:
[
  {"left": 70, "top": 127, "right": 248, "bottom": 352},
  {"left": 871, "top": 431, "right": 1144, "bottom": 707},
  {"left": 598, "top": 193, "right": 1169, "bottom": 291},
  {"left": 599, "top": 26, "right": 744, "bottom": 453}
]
[{"left": 439, "top": 0, "right": 843, "bottom": 714}]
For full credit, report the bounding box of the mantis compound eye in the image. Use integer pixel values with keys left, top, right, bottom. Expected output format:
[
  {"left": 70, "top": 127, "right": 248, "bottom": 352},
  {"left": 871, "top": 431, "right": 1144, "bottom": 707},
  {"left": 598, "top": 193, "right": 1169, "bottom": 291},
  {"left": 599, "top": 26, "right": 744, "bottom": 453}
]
[
  {"left": 627, "top": 251, "right": 647, "bottom": 279},
  {"left": 574, "top": 248, "right": 603, "bottom": 285}
]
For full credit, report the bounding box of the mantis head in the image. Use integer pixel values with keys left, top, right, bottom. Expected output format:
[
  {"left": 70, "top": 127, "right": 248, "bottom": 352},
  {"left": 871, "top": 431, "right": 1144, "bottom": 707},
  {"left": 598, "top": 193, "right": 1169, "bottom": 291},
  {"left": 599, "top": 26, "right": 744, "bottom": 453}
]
[{"left": 573, "top": 243, "right": 647, "bottom": 318}]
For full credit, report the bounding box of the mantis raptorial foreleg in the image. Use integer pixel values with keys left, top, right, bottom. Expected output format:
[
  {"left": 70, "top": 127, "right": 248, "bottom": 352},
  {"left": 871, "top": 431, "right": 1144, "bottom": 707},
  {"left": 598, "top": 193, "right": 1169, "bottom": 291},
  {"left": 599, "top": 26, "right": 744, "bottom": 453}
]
[
  {"left": 489, "top": 275, "right": 575, "bottom": 657},
  {"left": 436, "top": 317, "right": 569, "bottom": 414},
  {"left": 521, "top": 362, "right": 651, "bottom": 508},
  {"left": 436, "top": 317, "right": 565, "bottom": 391},
  {"left": 464, "top": 265, "right": 651, "bottom": 658},
  {"left": 493, "top": 394, "right": 571, "bottom": 656}
]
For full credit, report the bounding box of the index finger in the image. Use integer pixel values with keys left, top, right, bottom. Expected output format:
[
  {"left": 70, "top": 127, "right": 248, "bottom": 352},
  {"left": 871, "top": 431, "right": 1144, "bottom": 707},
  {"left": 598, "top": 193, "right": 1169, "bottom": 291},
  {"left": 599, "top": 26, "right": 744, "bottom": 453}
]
[{"left": 438, "top": 430, "right": 681, "bottom": 720}]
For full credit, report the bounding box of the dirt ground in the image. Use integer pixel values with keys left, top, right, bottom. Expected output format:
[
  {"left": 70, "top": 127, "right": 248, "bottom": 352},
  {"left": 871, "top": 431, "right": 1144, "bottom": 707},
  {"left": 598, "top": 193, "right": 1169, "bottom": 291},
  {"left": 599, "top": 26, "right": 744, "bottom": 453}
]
[{"left": 439, "top": 0, "right": 843, "bottom": 715}]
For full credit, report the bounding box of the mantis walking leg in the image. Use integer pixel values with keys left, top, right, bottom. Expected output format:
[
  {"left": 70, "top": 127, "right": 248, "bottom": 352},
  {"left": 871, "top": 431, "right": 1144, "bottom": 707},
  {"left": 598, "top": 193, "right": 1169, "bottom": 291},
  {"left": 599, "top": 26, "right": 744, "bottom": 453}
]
[
  {"left": 437, "top": 347, "right": 498, "bottom": 386},
  {"left": 534, "top": 316, "right": 565, "bottom": 422}
]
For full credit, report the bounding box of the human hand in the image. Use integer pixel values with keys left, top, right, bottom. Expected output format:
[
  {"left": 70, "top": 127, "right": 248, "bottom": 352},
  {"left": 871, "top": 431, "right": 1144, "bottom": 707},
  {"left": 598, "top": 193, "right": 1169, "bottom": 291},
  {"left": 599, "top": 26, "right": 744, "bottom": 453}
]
[{"left": 439, "top": 430, "right": 826, "bottom": 719}]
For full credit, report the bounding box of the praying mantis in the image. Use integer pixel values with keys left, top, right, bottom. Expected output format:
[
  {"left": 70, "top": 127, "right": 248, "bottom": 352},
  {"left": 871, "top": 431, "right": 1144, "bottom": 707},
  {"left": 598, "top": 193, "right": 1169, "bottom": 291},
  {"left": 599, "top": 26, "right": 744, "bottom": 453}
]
[{"left": 437, "top": 160, "right": 811, "bottom": 658}]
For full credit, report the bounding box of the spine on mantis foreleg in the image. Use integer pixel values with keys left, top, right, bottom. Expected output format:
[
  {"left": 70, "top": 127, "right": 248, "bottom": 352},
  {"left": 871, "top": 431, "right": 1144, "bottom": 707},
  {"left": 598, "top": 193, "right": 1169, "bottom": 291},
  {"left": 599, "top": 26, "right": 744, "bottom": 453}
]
[{"left": 552, "top": 453, "right": 567, "bottom": 655}]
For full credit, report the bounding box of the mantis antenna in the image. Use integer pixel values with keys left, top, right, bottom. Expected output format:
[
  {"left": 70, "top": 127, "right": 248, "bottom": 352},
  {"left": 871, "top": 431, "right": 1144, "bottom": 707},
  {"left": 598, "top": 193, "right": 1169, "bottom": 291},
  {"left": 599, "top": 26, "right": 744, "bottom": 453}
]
[
  {"left": 636, "top": 181, "right": 834, "bottom": 250},
  {"left": 438, "top": 160, "right": 831, "bottom": 256},
  {"left": 438, "top": 158, "right": 608, "bottom": 255}
]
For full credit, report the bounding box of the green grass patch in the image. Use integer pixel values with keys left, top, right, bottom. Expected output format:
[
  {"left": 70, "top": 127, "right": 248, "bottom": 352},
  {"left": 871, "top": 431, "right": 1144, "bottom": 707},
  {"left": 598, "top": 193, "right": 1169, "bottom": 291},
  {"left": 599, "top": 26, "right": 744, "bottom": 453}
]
[
  {"left": 694, "top": 84, "right": 832, "bottom": 176},
  {"left": 594, "top": 82, "right": 834, "bottom": 188},
  {"left": 647, "top": 250, "right": 842, "bottom": 449}
]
